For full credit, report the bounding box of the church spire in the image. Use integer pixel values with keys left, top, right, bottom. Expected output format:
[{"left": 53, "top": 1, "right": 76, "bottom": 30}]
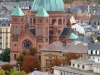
[{"left": 11, "top": 5, "right": 25, "bottom": 16}]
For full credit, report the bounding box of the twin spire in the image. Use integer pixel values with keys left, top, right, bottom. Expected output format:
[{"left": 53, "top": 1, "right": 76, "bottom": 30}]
[{"left": 11, "top": 5, "right": 25, "bottom": 16}]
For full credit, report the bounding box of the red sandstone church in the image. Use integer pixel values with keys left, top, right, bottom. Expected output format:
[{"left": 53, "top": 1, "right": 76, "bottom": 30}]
[{"left": 10, "top": 0, "right": 78, "bottom": 64}]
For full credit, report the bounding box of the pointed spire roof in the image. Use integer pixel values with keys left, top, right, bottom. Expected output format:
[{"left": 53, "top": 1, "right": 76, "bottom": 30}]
[
  {"left": 11, "top": 5, "right": 25, "bottom": 16},
  {"left": 69, "top": 33, "right": 78, "bottom": 39},
  {"left": 36, "top": 7, "right": 49, "bottom": 17}
]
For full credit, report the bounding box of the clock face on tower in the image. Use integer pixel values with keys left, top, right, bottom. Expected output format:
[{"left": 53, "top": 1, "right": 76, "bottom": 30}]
[{"left": 23, "top": 40, "right": 32, "bottom": 50}]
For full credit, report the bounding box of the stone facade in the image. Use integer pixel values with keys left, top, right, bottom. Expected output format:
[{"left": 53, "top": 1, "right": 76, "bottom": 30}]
[{"left": 10, "top": 7, "right": 68, "bottom": 64}]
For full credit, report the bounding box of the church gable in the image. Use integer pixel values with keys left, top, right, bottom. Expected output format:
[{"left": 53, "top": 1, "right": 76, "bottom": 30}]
[
  {"left": 18, "top": 29, "right": 36, "bottom": 49},
  {"left": 19, "top": 29, "right": 36, "bottom": 43}
]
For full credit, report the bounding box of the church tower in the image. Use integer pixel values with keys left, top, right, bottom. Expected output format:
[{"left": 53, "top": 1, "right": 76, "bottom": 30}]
[
  {"left": 10, "top": 5, "right": 25, "bottom": 61},
  {"left": 35, "top": 7, "right": 49, "bottom": 53}
]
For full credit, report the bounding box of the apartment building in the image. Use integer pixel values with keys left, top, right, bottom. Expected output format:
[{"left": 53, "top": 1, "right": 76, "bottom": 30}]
[{"left": 0, "top": 18, "right": 10, "bottom": 53}]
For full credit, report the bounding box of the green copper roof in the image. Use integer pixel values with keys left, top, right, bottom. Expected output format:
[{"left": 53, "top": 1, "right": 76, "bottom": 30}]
[
  {"left": 36, "top": 7, "right": 49, "bottom": 17},
  {"left": 31, "top": 0, "right": 64, "bottom": 11},
  {"left": 69, "top": 33, "right": 78, "bottom": 39},
  {"left": 11, "top": 5, "right": 25, "bottom": 16}
]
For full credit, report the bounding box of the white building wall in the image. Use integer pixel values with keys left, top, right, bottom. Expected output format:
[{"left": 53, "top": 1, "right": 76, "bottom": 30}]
[
  {"left": 85, "top": 64, "right": 92, "bottom": 70},
  {"left": 54, "top": 69, "right": 60, "bottom": 75},
  {"left": 93, "top": 66, "right": 98, "bottom": 73}
]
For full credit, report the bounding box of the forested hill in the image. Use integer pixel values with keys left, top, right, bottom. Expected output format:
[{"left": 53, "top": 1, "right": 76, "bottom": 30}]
[{"left": 11, "top": 0, "right": 100, "bottom": 4}]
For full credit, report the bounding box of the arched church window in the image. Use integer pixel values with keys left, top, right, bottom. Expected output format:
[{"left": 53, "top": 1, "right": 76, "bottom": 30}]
[
  {"left": 14, "top": 26, "right": 18, "bottom": 34},
  {"left": 23, "top": 40, "right": 32, "bottom": 50},
  {"left": 38, "top": 27, "right": 41, "bottom": 36},
  {"left": 38, "top": 27, "right": 43, "bottom": 36},
  {"left": 14, "top": 54, "right": 16, "bottom": 60}
]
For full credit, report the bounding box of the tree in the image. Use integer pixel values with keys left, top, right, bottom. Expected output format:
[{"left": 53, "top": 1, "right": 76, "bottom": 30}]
[
  {"left": 8, "top": 69, "right": 26, "bottom": 75},
  {"left": 21, "top": 56, "right": 40, "bottom": 73},
  {"left": 49, "top": 55, "right": 62, "bottom": 73},
  {"left": 97, "top": 36, "right": 100, "bottom": 42},
  {"left": 1, "top": 64, "right": 13, "bottom": 71},
  {"left": 1, "top": 48, "right": 10, "bottom": 62},
  {"left": 28, "top": 47, "right": 37, "bottom": 56},
  {"left": 65, "top": 52, "right": 79, "bottom": 65},
  {"left": 16, "top": 50, "right": 28, "bottom": 66},
  {"left": 0, "top": 69, "right": 6, "bottom": 75}
]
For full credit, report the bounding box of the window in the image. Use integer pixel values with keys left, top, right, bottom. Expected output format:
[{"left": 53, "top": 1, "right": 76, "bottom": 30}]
[
  {"left": 37, "top": 19, "right": 43, "bottom": 23},
  {"left": 33, "top": 19, "right": 36, "bottom": 23},
  {"left": 13, "top": 18, "right": 18, "bottom": 22},
  {"left": 38, "top": 27, "right": 43, "bottom": 36},
  {"left": 82, "top": 65, "right": 85, "bottom": 69},
  {"left": 52, "top": 19, "right": 56, "bottom": 24},
  {"left": 91, "top": 50, "right": 93, "bottom": 54},
  {"left": 73, "top": 64, "right": 74, "bottom": 67},
  {"left": 58, "top": 19, "right": 62, "bottom": 24},
  {"left": 14, "top": 54, "right": 16, "bottom": 60},
  {"left": 21, "top": 18, "right": 24, "bottom": 22},
  {"left": 23, "top": 40, "right": 32, "bottom": 49},
  {"left": 95, "top": 50, "right": 97, "bottom": 54},
  {"left": 78, "top": 65, "right": 79, "bottom": 68},
  {"left": 14, "top": 26, "right": 18, "bottom": 34}
]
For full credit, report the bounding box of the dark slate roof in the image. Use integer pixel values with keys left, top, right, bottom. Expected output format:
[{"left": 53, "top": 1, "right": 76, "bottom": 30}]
[
  {"left": 4, "top": 2, "right": 18, "bottom": 7},
  {"left": 29, "top": 29, "right": 35, "bottom": 35},
  {"left": 5, "top": 6, "right": 14, "bottom": 10},
  {"left": 18, "top": 1, "right": 33, "bottom": 7},
  {"left": 0, "top": 18, "right": 10, "bottom": 26},
  {"left": 90, "top": 15, "right": 100, "bottom": 22},
  {"left": 60, "top": 28, "right": 71, "bottom": 36},
  {"left": 69, "top": 9, "right": 78, "bottom": 14},
  {"left": 89, "top": 44, "right": 100, "bottom": 50},
  {"left": 76, "top": 36, "right": 94, "bottom": 43},
  {"left": 70, "top": 5, "right": 88, "bottom": 12},
  {"left": 64, "top": 8, "right": 68, "bottom": 13}
]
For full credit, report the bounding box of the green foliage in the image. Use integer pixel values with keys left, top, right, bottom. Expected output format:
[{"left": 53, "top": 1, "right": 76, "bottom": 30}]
[
  {"left": 1, "top": 48, "right": 10, "bottom": 62},
  {"left": 0, "top": 69, "right": 6, "bottom": 75},
  {"left": 97, "top": 36, "right": 100, "bottom": 41},
  {"left": 16, "top": 50, "right": 28, "bottom": 66},
  {"left": 28, "top": 47, "right": 37, "bottom": 56},
  {"left": 8, "top": 69, "right": 27, "bottom": 75}
]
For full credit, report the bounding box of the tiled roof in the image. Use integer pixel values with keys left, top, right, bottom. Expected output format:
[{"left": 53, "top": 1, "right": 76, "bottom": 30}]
[
  {"left": 90, "top": 15, "right": 100, "bottom": 22},
  {"left": 41, "top": 41, "right": 88, "bottom": 53},
  {"left": 60, "top": 28, "right": 71, "bottom": 36},
  {"left": 41, "top": 41, "right": 64, "bottom": 51},
  {"left": 76, "top": 36, "right": 94, "bottom": 43},
  {"left": 64, "top": 4, "right": 70, "bottom": 8}
]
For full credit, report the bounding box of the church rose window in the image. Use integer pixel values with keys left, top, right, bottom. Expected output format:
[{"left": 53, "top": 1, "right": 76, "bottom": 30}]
[{"left": 23, "top": 40, "right": 32, "bottom": 49}]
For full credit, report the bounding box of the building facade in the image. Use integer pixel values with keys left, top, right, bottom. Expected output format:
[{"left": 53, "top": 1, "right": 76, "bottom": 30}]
[
  {"left": 0, "top": 19, "right": 10, "bottom": 53},
  {"left": 41, "top": 41, "right": 88, "bottom": 72},
  {"left": 10, "top": 0, "right": 75, "bottom": 64}
]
